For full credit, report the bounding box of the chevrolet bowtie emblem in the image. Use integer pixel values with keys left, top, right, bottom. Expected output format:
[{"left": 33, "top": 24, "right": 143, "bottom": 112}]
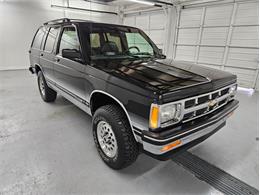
[{"left": 209, "top": 100, "right": 217, "bottom": 107}]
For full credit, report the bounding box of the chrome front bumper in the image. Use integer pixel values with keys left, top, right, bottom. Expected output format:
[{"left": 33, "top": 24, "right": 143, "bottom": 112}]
[{"left": 135, "top": 100, "right": 239, "bottom": 160}]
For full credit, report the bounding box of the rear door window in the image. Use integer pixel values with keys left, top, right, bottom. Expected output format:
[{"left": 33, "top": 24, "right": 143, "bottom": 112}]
[{"left": 44, "top": 27, "right": 60, "bottom": 53}]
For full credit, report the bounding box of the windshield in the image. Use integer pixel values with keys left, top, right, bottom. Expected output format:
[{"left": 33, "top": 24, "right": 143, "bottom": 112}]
[{"left": 89, "top": 24, "right": 160, "bottom": 60}]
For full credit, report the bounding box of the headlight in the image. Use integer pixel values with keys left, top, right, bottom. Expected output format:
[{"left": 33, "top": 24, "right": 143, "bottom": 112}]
[
  {"left": 229, "top": 84, "right": 237, "bottom": 95},
  {"left": 149, "top": 103, "right": 182, "bottom": 129}
]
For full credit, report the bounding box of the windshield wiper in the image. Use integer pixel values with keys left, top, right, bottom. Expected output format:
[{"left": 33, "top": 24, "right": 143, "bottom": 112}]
[{"left": 128, "top": 52, "right": 154, "bottom": 59}]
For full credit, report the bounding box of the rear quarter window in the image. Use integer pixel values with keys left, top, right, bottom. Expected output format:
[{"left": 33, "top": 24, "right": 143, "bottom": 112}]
[
  {"left": 44, "top": 27, "right": 60, "bottom": 52},
  {"left": 31, "top": 27, "right": 45, "bottom": 49}
]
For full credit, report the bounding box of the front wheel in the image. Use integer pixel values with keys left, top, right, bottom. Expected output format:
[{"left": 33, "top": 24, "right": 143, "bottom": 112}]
[
  {"left": 37, "top": 71, "right": 57, "bottom": 102},
  {"left": 92, "top": 105, "right": 139, "bottom": 169}
]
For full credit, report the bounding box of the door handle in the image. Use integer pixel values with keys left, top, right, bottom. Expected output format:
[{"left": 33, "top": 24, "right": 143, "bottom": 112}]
[
  {"left": 40, "top": 53, "right": 43, "bottom": 57},
  {"left": 55, "top": 58, "right": 60, "bottom": 62}
]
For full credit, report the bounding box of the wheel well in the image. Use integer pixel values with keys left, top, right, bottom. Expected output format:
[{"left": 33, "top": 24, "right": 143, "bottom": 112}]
[
  {"left": 90, "top": 92, "right": 137, "bottom": 140},
  {"left": 35, "top": 65, "right": 41, "bottom": 74},
  {"left": 90, "top": 92, "right": 126, "bottom": 115}
]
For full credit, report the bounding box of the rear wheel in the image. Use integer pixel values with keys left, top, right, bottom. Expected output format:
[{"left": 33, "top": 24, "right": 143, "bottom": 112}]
[
  {"left": 93, "top": 104, "right": 139, "bottom": 169},
  {"left": 37, "top": 71, "right": 57, "bottom": 102}
]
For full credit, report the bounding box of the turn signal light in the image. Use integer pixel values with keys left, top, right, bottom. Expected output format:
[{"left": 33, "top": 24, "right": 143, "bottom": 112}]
[
  {"left": 161, "top": 140, "right": 182, "bottom": 152},
  {"left": 150, "top": 105, "right": 159, "bottom": 129}
]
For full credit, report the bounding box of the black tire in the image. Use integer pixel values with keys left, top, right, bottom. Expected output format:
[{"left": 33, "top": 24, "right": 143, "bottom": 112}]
[
  {"left": 93, "top": 104, "right": 139, "bottom": 169},
  {"left": 37, "top": 71, "right": 57, "bottom": 102}
]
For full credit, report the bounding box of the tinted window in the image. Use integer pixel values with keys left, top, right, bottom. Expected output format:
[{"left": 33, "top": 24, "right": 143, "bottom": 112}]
[
  {"left": 44, "top": 27, "right": 59, "bottom": 52},
  {"left": 32, "top": 27, "right": 45, "bottom": 49},
  {"left": 126, "top": 33, "right": 153, "bottom": 54},
  {"left": 59, "top": 27, "right": 80, "bottom": 54},
  {"left": 90, "top": 33, "right": 100, "bottom": 48},
  {"left": 106, "top": 33, "right": 122, "bottom": 52}
]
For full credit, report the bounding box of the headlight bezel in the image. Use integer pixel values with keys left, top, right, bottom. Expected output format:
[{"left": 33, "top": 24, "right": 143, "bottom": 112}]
[
  {"left": 160, "top": 103, "right": 182, "bottom": 127},
  {"left": 149, "top": 102, "right": 183, "bottom": 130}
]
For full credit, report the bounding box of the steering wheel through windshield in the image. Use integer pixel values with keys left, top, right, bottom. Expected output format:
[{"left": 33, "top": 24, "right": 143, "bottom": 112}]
[{"left": 125, "top": 46, "right": 140, "bottom": 54}]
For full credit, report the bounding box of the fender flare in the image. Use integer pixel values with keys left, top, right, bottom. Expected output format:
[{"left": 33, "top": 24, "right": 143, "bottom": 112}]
[{"left": 89, "top": 90, "right": 139, "bottom": 142}]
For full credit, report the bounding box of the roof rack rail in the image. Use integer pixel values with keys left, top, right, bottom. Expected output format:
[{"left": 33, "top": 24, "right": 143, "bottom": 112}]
[{"left": 43, "top": 18, "right": 71, "bottom": 25}]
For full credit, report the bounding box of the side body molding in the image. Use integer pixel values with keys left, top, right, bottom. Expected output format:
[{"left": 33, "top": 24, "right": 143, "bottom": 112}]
[{"left": 89, "top": 90, "right": 139, "bottom": 142}]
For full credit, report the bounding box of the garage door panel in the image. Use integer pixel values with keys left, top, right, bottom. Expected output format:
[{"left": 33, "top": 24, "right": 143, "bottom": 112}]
[
  {"left": 135, "top": 15, "right": 149, "bottom": 30},
  {"left": 149, "top": 30, "right": 164, "bottom": 45},
  {"left": 200, "top": 63, "right": 222, "bottom": 70},
  {"left": 123, "top": 11, "right": 166, "bottom": 51},
  {"left": 175, "top": 46, "right": 196, "bottom": 61},
  {"left": 150, "top": 12, "right": 165, "bottom": 30},
  {"left": 123, "top": 16, "right": 135, "bottom": 26},
  {"left": 226, "top": 48, "right": 259, "bottom": 69},
  {"left": 231, "top": 26, "right": 258, "bottom": 48},
  {"left": 177, "top": 28, "right": 199, "bottom": 45},
  {"left": 204, "top": 5, "right": 233, "bottom": 26},
  {"left": 235, "top": 2, "right": 259, "bottom": 25},
  {"left": 198, "top": 47, "right": 224, "bottom": 65},
  {"left": 176, "top": 1, "right": 259, "bottom": 89},
  {"left": 224, "top": 66, "right": 257, "bottom": 88},
  {"left": 237, "top": 79, "right": 255, "bottom": 88},
  {"left": 201, "top": 27, "right": 228, "bottom": 45},
  {"left": 179, "top": 8, "right": 202, "bottom": 27}
]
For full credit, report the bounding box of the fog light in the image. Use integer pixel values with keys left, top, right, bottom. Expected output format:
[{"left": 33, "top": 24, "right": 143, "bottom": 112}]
[{"left": 161, "top": 139, "right": 182, "bottom": 152}]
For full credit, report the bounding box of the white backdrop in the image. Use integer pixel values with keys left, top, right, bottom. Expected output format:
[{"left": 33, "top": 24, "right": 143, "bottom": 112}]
[{"left": 0, "top": 0, "right": 119, "bottom": 70}]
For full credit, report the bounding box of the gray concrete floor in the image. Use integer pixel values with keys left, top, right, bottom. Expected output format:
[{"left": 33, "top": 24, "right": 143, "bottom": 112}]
[{"left": 0, "top": 70, "right": 258, "bottom": 194}]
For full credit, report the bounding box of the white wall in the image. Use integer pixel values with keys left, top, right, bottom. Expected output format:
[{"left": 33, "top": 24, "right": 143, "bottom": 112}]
[{"left": 0, "top": 0, "right": 119, "bottom": 70}]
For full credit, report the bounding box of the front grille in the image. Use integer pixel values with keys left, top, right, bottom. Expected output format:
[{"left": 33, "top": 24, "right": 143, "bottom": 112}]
[
  {"left": 185, "top": 99, "right": 196, "bottom": 109},
  {"left": 198, "top": 95, "right": 210, "bottom": 104},
  {"left": 182, "top": 84, "right": 235, "bottom": 123}
]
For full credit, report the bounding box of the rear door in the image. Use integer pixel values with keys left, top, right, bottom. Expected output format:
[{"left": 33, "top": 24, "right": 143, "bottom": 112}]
[
  {"left": 29, "top": 27, "right": 45, "bottom": 68},
  {"left": 54, "top": 25, "right": 86, "bottom": 100},
  {"left": 40, "top": 26, "right": 60, "bottom": 82}
]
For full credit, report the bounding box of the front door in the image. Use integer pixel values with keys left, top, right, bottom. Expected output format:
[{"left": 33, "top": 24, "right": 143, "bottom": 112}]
[{"left": 54, "top": 26, "right": 86, "bottom": 101}]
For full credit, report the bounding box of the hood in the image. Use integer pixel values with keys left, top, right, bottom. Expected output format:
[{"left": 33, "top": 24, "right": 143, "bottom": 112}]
[{"left": 93, "top": 58, "right": 236, "bottom": 101}]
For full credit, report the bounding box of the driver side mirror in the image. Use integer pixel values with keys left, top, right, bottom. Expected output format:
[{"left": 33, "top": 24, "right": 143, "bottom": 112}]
[
  {"left": 158, "top": 49, "right": 166, "bottom": 59},
  {"left": 62, "top": 49, "right": 82, "bottom": 62}
]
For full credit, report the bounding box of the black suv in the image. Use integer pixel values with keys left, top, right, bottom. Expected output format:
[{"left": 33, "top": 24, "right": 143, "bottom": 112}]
[{"left": 29, "top": 18, "right": 239, "bottom": 169}]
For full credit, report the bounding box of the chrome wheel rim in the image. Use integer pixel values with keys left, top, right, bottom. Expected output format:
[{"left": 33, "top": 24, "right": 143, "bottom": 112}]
[
  {"left": 97, "top": 121, "right": 118, "bottom": 158},
  {"left": 39, "top": 76, "right": 45, "bottom": 96}
]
